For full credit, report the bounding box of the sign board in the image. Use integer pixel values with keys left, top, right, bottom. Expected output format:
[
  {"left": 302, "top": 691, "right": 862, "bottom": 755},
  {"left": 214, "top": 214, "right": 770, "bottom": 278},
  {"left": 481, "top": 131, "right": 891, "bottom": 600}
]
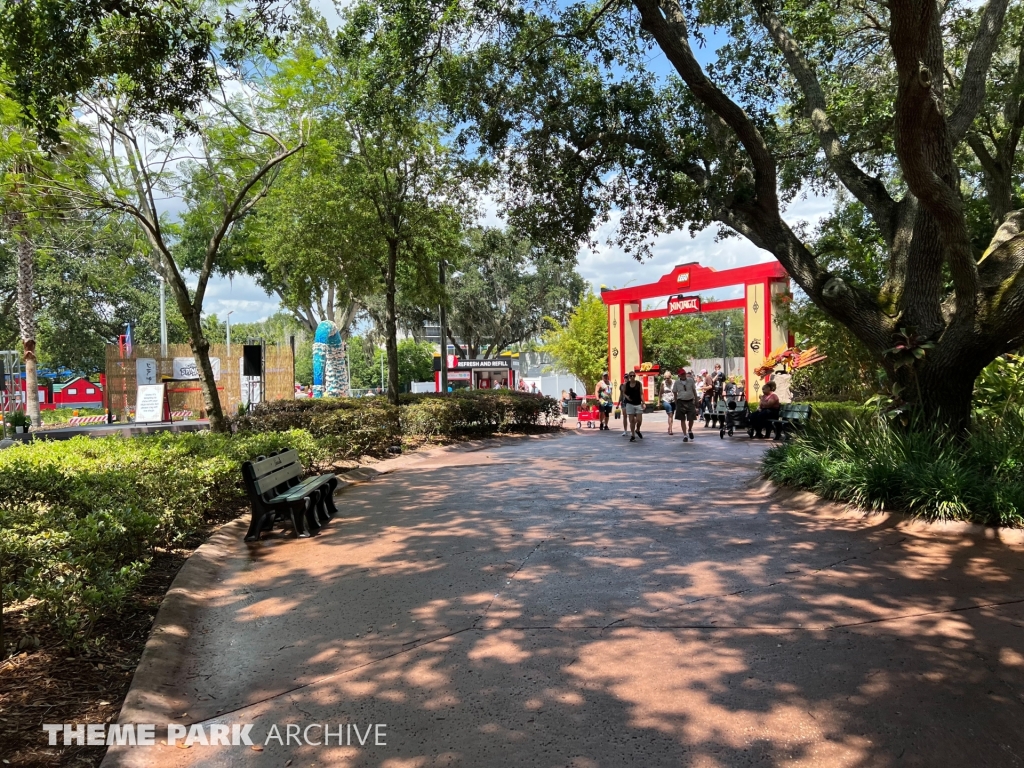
[
  {"left": 447, "top": 371, "right": 471, "bottom": 381},
  {"left": 451, "top": 358, "right": 512, "bottom": 369},
  {"left": 136, "top": 358, "right": 158, "bottom": 386},
  {"left": 136, "top": 384, "right": 168, "bottom": 423},
  {"left": 667, "top": 294, "right": 702, "bottom": 315},
  {"left": 172, "top": 357, "right": 221, "bottom": 381}
]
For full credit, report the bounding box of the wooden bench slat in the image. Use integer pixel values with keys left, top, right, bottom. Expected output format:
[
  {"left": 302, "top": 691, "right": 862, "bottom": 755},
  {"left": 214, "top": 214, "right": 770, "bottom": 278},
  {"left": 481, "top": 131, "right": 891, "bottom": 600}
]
[
  {"left": 268, "top": 474, "right": 336, "bottom": 504},
  {"left": 254, "top": 462, "right": 303, "bottom": 495},
  {"left": 250, "top": 449, "right": 301, "bottom": 480}
]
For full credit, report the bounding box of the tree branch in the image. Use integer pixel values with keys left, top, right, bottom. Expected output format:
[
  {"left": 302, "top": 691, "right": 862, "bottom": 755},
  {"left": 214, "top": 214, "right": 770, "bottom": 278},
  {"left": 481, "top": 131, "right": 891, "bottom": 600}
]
[
  {"left": 757, "top": 6, "right": 899, "bottom": 244},
  {"left": 633, "top": 0, "right": 779, "bottom": 212},
  {"left": 889, "top": 0, "right": 980, "bottom": 317},
  {"left": 948, "top": 0, "right": 1011, "bottom": 145},
  {"left": 194, "top": 140, "right": 306, "bottom": 310}
]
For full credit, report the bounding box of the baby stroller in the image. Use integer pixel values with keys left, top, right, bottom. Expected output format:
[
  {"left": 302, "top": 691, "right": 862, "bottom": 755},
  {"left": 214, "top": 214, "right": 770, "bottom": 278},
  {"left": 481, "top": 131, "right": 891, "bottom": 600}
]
[{"left": 720, "top": 395, "right": 750, "bottom": 438}]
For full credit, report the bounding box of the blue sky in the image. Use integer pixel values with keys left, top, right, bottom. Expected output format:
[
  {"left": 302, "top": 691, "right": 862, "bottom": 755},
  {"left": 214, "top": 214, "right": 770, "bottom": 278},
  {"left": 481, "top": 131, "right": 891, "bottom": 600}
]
[{"left": 200, "top": 2, "right": 831, "bottom": 324}]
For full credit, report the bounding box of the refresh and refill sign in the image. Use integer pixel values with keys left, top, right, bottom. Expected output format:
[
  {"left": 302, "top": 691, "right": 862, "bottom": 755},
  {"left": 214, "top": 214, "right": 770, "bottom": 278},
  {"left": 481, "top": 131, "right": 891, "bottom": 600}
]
[{"left": 433, "top": 356, "right": 514, "bottom": 371}]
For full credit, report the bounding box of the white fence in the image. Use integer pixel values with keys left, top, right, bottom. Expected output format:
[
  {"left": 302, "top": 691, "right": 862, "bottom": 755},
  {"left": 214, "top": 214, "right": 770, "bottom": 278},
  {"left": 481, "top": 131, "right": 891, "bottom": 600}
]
[
  {"left": 687, "top": 357, "right": 745, "bottom": 378},
  {"left": 521, "top": 374, "right": 587, "bottom": 399}
]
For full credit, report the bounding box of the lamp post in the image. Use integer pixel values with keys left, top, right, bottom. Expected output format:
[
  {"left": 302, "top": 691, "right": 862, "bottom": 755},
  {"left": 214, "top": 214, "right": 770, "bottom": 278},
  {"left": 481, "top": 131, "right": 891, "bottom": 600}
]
[
  {"left": 439, "top": 258, "right": 448, "bottom": 395},
  {"left": 226, "top": 311, "right": 234, "bottom": 360},
  {"left": 158, "top": 275, "right": 168, "bottom": 357}
]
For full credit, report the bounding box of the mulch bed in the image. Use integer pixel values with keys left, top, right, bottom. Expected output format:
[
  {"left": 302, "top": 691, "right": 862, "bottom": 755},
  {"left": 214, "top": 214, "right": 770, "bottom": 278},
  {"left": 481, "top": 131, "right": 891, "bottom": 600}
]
[{"left": 1, "top": 550, "right": 188, "bottom": 767}]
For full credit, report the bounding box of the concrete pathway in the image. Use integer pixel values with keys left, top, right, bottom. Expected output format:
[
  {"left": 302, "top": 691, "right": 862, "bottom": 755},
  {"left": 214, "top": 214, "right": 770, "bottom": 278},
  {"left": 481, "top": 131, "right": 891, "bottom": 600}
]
[{"left": 104, "top": 426, "right": 1024, "bottom": 768}]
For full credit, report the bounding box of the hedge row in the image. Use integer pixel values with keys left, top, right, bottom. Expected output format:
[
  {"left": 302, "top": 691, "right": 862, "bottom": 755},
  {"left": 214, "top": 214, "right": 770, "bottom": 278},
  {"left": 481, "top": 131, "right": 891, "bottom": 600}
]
[
  {"left": 0, "top": 430, "right": 326, "bottom": 643},
  {"left": 2, "top": 391, "right": 561, "bottom": 647},
  {"left": 236, "top": 390, "right": 563, "bottom": 439}
]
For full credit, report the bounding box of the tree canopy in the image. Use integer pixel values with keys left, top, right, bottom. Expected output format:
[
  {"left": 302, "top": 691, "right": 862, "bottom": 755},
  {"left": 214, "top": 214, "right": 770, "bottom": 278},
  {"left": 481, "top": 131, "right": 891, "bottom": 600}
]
[
  {"left": 446, "top": 227, "right": 587, "bottom": 358},
  {"left": 542, "top": 291, "right": 608, "bottom": 394},
  {"left": 360, "top": 0, "right": 1024, "bottom": 430},
  {"left": 0, "top": 0, "right": 289, "bottom": 141}
]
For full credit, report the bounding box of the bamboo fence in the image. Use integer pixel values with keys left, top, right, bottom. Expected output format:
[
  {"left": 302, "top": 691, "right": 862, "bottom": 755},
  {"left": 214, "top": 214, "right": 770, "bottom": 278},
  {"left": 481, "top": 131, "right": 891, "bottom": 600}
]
[{"left": 104, "top": 343, "right": 295, "bottom": 421}]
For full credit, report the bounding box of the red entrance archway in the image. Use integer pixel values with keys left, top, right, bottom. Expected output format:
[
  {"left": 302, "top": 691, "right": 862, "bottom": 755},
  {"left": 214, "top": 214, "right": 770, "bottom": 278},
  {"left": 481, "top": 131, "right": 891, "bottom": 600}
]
[{"left": 600, "top": 261, "right": 791, "bottom": 402}]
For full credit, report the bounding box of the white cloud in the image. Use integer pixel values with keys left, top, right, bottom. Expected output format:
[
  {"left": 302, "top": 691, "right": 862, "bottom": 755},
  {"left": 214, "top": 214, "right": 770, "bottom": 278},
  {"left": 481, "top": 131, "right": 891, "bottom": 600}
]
[
  {"left": 579, "top": 191, "right": 833, "bottom": 303},
  {"left": 199, "top": 274, "right": 281, "bottom": 324}
]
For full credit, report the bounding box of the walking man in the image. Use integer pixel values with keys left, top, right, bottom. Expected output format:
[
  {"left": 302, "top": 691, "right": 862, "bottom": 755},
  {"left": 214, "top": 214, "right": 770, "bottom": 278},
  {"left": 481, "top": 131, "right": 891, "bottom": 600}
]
[
  {"left": 672, "top": 368, "right": 698, "bottom": 442},
  {"left": 623, "top": 371, "right": 645, "bottom": 441},
  {"left": 595, "top": 372, "right": 614, "bottom": 431}
]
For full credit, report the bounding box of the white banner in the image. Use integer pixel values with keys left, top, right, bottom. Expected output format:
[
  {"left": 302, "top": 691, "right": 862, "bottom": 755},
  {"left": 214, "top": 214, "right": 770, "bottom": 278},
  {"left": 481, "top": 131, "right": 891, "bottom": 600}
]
[
  {"left": 136, "top": 358, "right": 158, "bottom": 386},
  {"left": 172, "top": 357, "right": 221, "bottom": 381}
]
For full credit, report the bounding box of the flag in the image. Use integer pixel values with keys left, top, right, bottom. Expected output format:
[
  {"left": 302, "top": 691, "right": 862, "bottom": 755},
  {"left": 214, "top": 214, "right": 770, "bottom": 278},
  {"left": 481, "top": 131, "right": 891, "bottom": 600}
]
[{"left": 125, "top": 323, "right": 133, "bottom": 357}]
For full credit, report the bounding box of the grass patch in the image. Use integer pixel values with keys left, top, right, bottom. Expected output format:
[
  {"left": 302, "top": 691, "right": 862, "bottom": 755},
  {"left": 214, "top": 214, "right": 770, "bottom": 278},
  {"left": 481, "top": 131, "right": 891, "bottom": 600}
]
[{"left": 762, "top": 407, "right": 1024, "bottom": 527}]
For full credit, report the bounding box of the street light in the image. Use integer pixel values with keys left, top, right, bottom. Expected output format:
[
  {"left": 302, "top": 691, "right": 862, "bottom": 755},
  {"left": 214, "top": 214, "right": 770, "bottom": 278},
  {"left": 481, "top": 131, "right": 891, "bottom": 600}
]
[
  {"left": 226, "top": 311, "right": 234, "bottom": 360},
  {"left": 158, "top": 275, "right": 168, "bottom": 357}
]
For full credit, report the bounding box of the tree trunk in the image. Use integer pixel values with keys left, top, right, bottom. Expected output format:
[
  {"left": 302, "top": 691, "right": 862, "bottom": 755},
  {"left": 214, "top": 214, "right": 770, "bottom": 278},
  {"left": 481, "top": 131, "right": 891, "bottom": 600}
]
[
  {"left": 13, "top": 216, "right": 40, "bottom": 428},
  {"left": 384, "top": 240, "right": 400, "bottom": 405},
  {"left": 164, "top": 272, "right": 228, "bottom": 432},
  {"left": 182, "top": 310, "right": 228, "bottom": 432},
  {"left": 914, "top": 368, "right": 977, "bottom": 435}
]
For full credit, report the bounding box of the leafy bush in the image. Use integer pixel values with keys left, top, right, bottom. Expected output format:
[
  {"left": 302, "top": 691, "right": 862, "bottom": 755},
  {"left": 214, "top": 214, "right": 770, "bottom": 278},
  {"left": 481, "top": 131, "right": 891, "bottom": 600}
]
[
  {"left": 235, "top": 398, "right": 401, "bottom": 458},
  {"left": 38, "top": 407, "right": 106, "bottom": 425},
  {"left": 400, "top": 390, "right": 562, "bottom": 436},
  {"left": 238, "top": 391, "right": 562, "bottom": 440},
  {"left": 0, "top": 429, "right": 330, "bottom": 645},
  {"left": 762, "top": 408, "right": 1024, "bottom": 527},
  {"left": 973, "top": 354, "right": 1024, "bottom": 418}
]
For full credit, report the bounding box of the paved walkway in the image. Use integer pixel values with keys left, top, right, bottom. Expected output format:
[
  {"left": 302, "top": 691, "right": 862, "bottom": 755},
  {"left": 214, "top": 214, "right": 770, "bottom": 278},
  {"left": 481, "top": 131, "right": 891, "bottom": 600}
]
[{"left": 105, "top": 426, "right": 1024, "bottom": 768}]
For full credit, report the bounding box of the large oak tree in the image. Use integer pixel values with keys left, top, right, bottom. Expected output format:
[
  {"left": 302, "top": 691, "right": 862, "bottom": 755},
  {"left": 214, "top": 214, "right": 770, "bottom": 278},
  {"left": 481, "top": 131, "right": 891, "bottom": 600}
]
[{"left": 369, "top": 0, "right": 1024, "bottom": 431}]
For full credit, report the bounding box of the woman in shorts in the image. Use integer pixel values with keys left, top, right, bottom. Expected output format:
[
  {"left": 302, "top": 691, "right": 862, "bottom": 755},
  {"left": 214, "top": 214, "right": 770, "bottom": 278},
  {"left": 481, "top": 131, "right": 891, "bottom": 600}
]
[{"left": 660, "top": 371, "right": 676, "bottom": 434}]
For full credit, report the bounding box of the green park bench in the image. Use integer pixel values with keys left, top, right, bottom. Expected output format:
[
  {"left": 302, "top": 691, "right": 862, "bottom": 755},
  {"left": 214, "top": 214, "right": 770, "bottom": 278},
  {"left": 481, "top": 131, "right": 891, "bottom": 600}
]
[
  {"left": 771, "top": 403, "right": 813, "bottom": 441},
  {"left": 704, "top": 400, "right": 728, "bottom": 429},
  {"left": 241, "top": 449, "right": 339, "bottom": 541}
]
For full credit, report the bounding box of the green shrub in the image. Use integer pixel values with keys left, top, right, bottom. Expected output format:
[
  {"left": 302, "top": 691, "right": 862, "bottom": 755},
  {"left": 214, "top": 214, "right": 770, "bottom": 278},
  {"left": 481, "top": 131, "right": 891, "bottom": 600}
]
[
  {"left": 973, "top": 354, "right": 1024, "bottom": 418},
  {"left": 308, "top": 403, "right": 401, "bottom": 458},
  {"left": 1, "top": 391, "right": 559, "bottom": 648},
  {"left": 400, "top": 390, "right": 562, "bottom": 436},
  {"left": 238, "top": 390, "right": 562, "bottom": 440},
  {"left": 0, "top": 428, "right": 335, "bottom": 646},
  {"left": 763, "top": 407, "right": 1024, "bottom": 527},
  {"left": 39, "top": 407, "right": 106, "bottom": 425}
]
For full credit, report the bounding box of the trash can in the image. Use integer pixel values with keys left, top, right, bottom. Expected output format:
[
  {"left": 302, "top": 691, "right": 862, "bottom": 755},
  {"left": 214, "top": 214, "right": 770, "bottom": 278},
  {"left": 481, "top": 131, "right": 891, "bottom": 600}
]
[{"left": 566, "top": 399, "right": 580, "bottom": 418}]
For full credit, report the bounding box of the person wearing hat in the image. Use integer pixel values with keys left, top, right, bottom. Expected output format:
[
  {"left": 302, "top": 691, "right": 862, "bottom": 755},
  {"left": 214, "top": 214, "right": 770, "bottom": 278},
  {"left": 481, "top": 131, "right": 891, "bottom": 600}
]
[
  {"left": 622, "top": 370, "right": 645, "bottom": 441},
  {"left": 672, "top": 368, "right": 699, "bottom": 442},
  {"left": 595, "top": 372, "right": 614, "bottom": 430}
]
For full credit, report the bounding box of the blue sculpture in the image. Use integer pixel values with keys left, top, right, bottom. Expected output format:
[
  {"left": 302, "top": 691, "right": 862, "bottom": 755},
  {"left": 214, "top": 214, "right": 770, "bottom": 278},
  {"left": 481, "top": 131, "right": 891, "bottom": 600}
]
[{"left": 312, "top": 321, "right": 348, "bottom": 397}]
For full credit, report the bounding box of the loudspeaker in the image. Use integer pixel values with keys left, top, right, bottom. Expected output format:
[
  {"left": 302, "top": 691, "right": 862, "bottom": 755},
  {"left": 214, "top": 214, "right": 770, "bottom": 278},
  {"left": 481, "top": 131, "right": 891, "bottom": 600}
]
[{"left": 242, "top": 345, "right": 263, "bottom": 377}]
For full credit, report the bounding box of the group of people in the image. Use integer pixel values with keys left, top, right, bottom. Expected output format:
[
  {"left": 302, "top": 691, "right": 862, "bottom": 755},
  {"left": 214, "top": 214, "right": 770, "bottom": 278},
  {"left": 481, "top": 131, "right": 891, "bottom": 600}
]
[{"left": 590, "top": 364, "right": 780, "bottom": 442}]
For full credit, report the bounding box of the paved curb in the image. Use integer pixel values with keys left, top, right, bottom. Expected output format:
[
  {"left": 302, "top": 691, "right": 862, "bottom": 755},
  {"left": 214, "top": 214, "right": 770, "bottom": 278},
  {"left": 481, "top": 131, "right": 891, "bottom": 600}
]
[{"left": 757, "top": 477, "right": 1024, "bottom": 546}]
